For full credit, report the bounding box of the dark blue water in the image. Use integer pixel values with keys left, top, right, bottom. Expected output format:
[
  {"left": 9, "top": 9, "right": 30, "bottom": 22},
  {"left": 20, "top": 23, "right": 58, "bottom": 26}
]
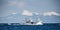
[{"left": 0, "top": 23, "right": 60, "bottom": 30}]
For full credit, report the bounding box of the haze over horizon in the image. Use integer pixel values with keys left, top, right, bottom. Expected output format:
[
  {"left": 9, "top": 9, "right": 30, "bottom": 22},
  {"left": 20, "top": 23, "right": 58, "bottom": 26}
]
[{"left": 0, "top": 0, "right": 60, "bottom": 23}]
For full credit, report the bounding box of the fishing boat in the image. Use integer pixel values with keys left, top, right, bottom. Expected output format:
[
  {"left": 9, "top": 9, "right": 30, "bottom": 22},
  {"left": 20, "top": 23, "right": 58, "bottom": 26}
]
[{"left": 24, "top": 18, "right": 43, "bottom": 25}]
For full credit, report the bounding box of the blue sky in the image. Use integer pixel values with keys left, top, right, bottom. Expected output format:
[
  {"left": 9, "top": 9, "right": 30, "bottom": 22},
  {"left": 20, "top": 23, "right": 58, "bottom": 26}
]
[{"left": 0, "top": 0, "right": 60, "bottom": 23}]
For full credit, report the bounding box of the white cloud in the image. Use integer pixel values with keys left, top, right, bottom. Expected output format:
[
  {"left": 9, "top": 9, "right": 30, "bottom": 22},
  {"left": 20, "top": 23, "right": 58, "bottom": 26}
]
[
  {"left": 22, "top": 10, "right": 33, "bottom": 16},
  {"left": 33, "top": 12, "right": 39, "bottom": 15},
  {"left": 8, "top": 1, "right": 26, "bottom": 7},
  {"left": 17, "top": 2, "right": 26, "bottom": 7},
  {"left": 8, "top": 1, "right": 17, "bottom": 6},
  {"left": 43, "top": 12, "right": 60, "bottom": 16},
  {"left": 12, "top": 12, "right": 17, "bottom": 14},
  {"left": 7, "top": 16, "right": 13, "bottom": 19}
]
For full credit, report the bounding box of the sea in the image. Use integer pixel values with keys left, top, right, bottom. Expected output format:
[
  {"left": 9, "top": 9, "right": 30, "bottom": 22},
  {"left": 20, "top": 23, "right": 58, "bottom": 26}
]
[{"left": 0, "top": 23, "right": 60, "bottom": 30}]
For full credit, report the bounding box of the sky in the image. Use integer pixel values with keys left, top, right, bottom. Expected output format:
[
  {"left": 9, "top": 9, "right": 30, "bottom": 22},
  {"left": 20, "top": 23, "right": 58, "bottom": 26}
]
[{"left": 0, "top": 0, "right": 60, "bottom": 23}]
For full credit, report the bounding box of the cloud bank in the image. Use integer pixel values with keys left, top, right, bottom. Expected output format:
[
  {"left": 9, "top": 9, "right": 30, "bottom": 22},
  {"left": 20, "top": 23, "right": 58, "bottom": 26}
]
[
  {"left": 43, "top": 12, "right": 60, "bottom": 16},
  {"left": 22, "top": 10, "right": 33, "bottom": 16},
  {"left": 22, "top": 10, "right": 60, "bottom": 16}
]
